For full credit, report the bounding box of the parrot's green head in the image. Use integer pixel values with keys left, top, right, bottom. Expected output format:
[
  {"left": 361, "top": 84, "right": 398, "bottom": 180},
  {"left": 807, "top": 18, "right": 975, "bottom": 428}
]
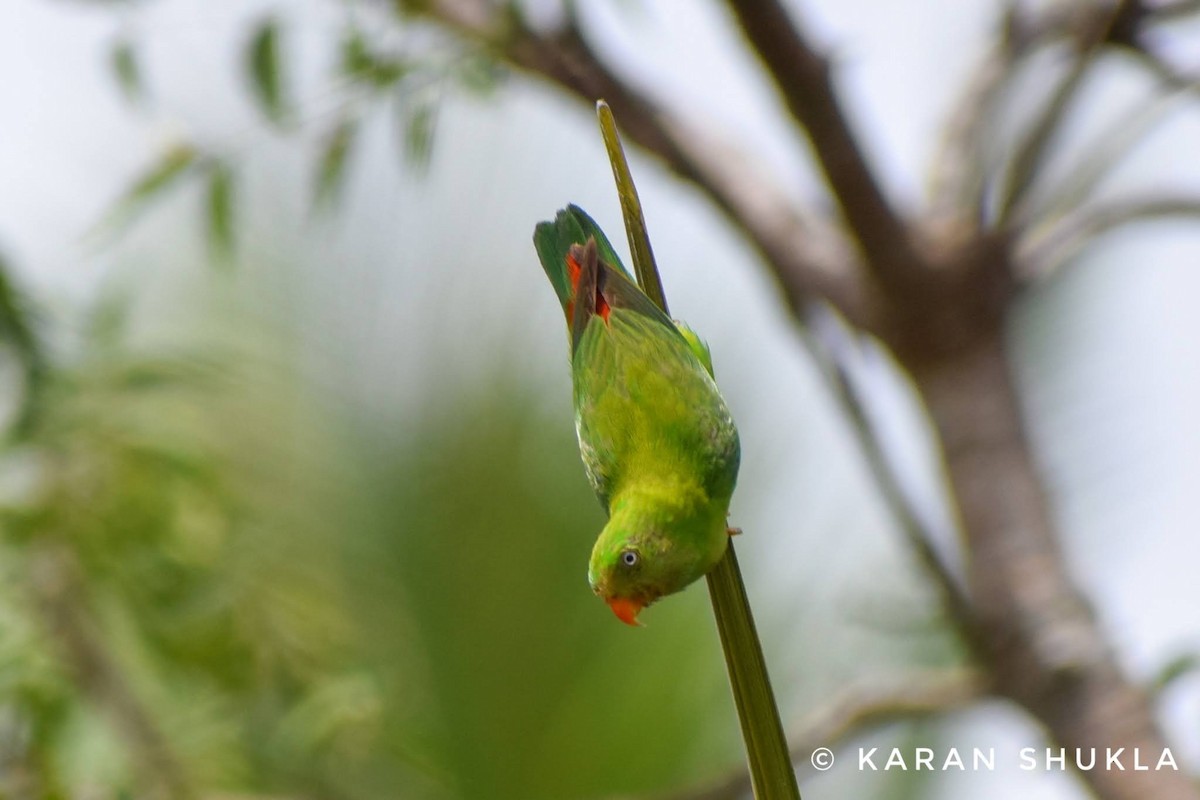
[{"left": 587, "top": 496, "right": 728, "bottom": 626}]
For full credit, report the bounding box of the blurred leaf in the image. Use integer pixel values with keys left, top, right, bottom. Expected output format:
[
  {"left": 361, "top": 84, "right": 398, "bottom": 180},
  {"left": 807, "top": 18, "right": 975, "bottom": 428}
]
[
  {"left": 205, "top": 161, "right": 235, "bottom": 261},
  {"left": 110, "top": 38, "right": 143, "bottom": 104},
  {"left": 403, "top": 96, "right": 437, "bottom": 171},
  {"left": 109, "top": 355, "right": 225, "bottom": 393},
  {"left": 455, "top": 52, "right": 503, "bottom": 95},
  {"left": 125, "top": 145, "right": 197, "bottom": 203},
  {"left": 83, "top": 289, "right": 134, "bottom": 351},
  {"left": 1153, "top": 651, "right": 1200, "bottom": 693},
  {"left": 0, "top": 250, "right": 41, "bottom": 374},
  {"left": 341, "top": 27, "right": 407, "bottom": 90},
  {"left": 246, "top": 18, "right": 288, "bottom": 126},
  {"left": 269, "top": 673, "right": 382, "bottom": 759},
  {"left": 341, "top": 27, "right": 373, "bottom": 80},
  {"left": 98, "top": 144, "right": 198, "bottom": 236},
  {"left": 314, "top": 116, "right": 358, "bottom": 209},
  {"left": 0, "top": 257, "right": 44, "bottom": 437}
]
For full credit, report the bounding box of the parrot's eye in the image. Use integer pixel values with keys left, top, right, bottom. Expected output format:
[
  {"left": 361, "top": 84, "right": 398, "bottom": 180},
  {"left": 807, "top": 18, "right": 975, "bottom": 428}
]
[{"left": 620, "top": 550, "right": 639, "bottom": 568}]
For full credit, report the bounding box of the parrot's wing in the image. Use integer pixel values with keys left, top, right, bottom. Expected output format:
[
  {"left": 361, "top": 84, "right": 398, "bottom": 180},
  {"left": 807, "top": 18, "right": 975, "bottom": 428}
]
[
  {"left": 567, "top": 238, "right": 683, "bottom": 355},
  {"left": 570, "top": 239, "right": 601, "bottom": 352},
  {"left": 534, "top": 210, "right": 585, "bottom": 314},
  {"left": 534, "top": 206, "right": 633, "bottom": 322},
  {"left": 565, "top": 204, "right": 630, "bottom": 278},
  {"left": 673, "top": 320, "right": 715, "bottom": 378}
]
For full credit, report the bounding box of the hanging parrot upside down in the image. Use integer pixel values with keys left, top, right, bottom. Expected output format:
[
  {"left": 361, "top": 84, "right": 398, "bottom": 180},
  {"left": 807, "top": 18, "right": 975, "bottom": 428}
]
[{"left": 534, "top": 205, "right": 740, "bottom": 626}]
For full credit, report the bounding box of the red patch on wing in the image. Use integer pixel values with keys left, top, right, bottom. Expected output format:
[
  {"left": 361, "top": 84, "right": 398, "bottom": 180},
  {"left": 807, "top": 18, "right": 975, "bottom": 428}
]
[
  {"left": 566, "top": 251, "right": 582, "bottom": 286},
  {"left": 564, "top": 250, "right": 610, "bottom": 323}
]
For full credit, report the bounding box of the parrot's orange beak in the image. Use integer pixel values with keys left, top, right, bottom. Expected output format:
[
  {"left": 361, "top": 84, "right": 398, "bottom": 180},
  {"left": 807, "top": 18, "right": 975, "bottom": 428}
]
[{"left": 606, "top": 597, "right": 645, "bottom": 626}]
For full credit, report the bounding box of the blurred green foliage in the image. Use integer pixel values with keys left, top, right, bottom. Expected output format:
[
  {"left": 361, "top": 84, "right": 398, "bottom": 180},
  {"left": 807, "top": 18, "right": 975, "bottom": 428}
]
[
  {"left": 0, "top": 278, "right": 744, "bottom": 798},
  {"left": 349, "top": 378, "right": 740, "bottom": 799}
]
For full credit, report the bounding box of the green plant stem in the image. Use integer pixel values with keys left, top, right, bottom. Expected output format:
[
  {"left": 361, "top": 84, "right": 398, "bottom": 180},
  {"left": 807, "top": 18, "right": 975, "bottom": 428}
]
[
  {"left": 596, "top": 100, "right": 801, "bottom": 800},
  {"left": 596, "top": 101, "right": 669, "bottom": 315},
  {"left": 706, "top": 544, "right": 800, "bottom": 798}
]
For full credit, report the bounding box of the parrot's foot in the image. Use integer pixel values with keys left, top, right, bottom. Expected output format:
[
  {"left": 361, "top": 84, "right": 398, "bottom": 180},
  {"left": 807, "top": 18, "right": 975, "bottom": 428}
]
[{"left": 726, "top": 526, "right": 742, "bottom": 537}]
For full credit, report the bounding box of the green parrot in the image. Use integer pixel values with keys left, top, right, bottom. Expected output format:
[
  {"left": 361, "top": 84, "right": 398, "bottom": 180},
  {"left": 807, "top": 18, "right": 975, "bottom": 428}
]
[{"left": 533, "top": 205, "right": 740, "bottom": 625}]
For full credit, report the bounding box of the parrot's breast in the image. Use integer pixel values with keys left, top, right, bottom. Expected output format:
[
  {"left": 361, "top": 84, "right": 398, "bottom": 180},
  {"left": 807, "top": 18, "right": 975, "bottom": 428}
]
[{"left": 572, "top": 308, "right": 740, "bottom": 514}]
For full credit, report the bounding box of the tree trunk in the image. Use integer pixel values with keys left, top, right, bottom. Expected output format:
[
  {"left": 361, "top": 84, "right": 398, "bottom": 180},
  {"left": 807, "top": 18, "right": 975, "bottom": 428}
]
[{"left": 908, "top": 333, "right": 1195, "bottom": 800}]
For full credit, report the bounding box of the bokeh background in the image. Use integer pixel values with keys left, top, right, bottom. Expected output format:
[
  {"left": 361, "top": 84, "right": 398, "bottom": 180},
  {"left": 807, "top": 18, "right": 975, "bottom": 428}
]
[{"left": 0, "top": 1, "right": 1198, "bottom": 798}]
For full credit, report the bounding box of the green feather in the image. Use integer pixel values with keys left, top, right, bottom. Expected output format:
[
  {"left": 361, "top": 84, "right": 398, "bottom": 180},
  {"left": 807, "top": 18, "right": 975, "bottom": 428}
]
[
  {"left": 533, "top": 210, "right": 584, "bottom": 312},
  {"left": 673, "top": 319, "right": 715, "bottom": 378},
  {"left": 534, "top": 205, "right": 633, "bottom": 319}
]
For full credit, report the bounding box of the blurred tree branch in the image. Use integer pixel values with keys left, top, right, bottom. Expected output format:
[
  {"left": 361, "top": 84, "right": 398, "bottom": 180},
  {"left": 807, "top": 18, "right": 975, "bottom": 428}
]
[
  {"left": 993, "top": 36, "right": 1098, "bottom": 228},
  {"left": 411, "top": 0, "right": 878, "bottom": 330},
  {"left": 723, "top": 0, "right": 922, "bottom": 290},
  {"left": 803, "top": 306, "right": 976, "bottom": 642},
  {"left": 1020, "top": 193, "right": 1200, "bottom": 279},
  {"left": 403, "top": 2, "right": 1200, "bottom": 799}
]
